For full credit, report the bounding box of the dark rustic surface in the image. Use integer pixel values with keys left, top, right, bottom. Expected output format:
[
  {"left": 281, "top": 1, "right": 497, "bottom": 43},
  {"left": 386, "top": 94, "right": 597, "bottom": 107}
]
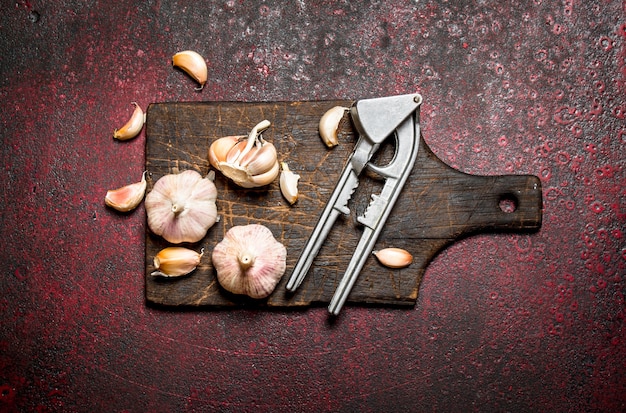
[
  {"left": 2, "top": 1, "right": 625, "bottom": 412},
  {"left": 145, "top": 101, "right": 542, "bottom": 307}
]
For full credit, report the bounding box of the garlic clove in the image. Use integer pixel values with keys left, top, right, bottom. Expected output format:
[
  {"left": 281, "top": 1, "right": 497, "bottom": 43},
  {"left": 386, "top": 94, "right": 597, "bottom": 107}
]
[
  {"left": 247, "top": 160, "right": 279, "bottom": 188},
  {"left": 105, "top": 171, "right": 147, "bottom": 212},
  {"left": 225, "top": 139, "right": 249, "bottom": 164},
  {"left": 319, "top": 106, "right": 348, "bottom": 148},
  {"left": 113, "top": 102, "right": 145, "bottom": 141},
  {"left": 373, "top": 248, "right": 413, "bottom": 269},
  {"left": 172, "top": 50, "right": 208, "bottom": 89},
  {"left": 208, "top": 136, "right": 244, "bottom": 169},
  {"left": 239, "top": 143, "right": 278, "bottom": 175},
  {"left": 212, "top": 224, "right": 287, "bottom": 299},
  {"left": 152, "top": 247, "right": 203, "bottom": 277},
  {"left": 279, "top": 162, "right": 300, "bottom": 205},
  {"left": 145, "top": 170, "right": 218, "bottom": 244}
]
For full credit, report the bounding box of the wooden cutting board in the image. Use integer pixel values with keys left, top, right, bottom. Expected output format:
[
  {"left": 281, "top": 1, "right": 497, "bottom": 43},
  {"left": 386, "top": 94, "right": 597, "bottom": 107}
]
[{"left": 144, "top": 100, "right": 542, "bottom": 308}]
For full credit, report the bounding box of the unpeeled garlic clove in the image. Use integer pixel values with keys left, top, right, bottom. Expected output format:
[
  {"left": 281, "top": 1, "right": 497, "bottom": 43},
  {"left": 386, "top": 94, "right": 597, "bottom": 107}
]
[
  {"left": 373, "top": 248, "right": 413, "bottom": 269},
  {"left": 105, "top": 171, "right": 147, "bottom": 212},
  {"left": 172, "top": 50, "right": 208, "bottom": 89},
  {"left": 279, "top": 162, "right": 300, "bottom": 205},
  {"left": 239, "top": 143, "right": 278, "bottom": 175},
  {"left": 208, "top": 120, "right": 279, "bottom": 188},
  {"left": 208, "top": 135, "right": 244, "bottom": 167},
  {"left": 113, "top": 102, "right": 145, "bottom": 141},
  {"left": 152, "top": 247, "right": 203, "bottom": 277},
  {"left": 212, "top": 224, "right": 287, "bottom": 299},
  {"left": 247, "top": 160, "right": 280, "bottom": 187},
  {"left": 319, "top": 106, "right": 348, "bottom": 148}
]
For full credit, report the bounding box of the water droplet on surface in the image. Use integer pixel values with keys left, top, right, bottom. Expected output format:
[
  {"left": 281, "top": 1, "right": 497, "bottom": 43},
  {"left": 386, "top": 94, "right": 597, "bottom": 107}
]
[
  {"left": 28, "top": 10, "right": 39, "bottom": 23},
  {"left": 599, "top": 36, "right": 613, "bottom": 51}
]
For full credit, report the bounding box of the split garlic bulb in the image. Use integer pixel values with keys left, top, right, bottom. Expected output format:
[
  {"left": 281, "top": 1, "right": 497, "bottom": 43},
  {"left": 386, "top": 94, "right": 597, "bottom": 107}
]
[
  {"left": 145, "top": 170, "right": 218, "bottom": 244},
  {"left": 212, "top": 224, "right": 287, "bottom": 299},
  {"left": 208, "top": 120, "right": 279, "bottom": 188}
]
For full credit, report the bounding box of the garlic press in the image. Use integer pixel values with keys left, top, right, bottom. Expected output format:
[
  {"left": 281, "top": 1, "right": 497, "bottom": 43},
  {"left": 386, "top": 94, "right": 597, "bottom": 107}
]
[{"left": 286, "top": 93, "right": 423, "bottom": 315}]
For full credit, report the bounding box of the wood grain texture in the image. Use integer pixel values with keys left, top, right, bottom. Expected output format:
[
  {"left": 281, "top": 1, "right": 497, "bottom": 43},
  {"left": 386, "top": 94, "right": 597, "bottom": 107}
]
[{"left": 145, "top": 101, "right": 542, "bottom": 308}]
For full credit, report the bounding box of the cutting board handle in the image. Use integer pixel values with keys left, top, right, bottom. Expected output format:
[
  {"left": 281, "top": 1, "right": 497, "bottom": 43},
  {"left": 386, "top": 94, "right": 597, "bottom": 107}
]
[
  {"left": 443, "top": 169, "right": 543, "bottom": 232},
  {"left": 410, "top": 139, "right": 543, "bottom": 241}
]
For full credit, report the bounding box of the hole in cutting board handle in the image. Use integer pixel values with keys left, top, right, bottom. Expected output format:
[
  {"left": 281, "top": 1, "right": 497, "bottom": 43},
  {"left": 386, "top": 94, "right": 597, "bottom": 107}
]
[{"left": 498, "top": 193, "right": 518, "bottom": 213}]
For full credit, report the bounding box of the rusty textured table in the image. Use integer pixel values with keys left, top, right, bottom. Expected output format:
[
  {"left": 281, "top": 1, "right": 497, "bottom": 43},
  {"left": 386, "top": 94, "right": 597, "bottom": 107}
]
[{"left": 1, "top": 1, "right": 624, "bottom": 412}]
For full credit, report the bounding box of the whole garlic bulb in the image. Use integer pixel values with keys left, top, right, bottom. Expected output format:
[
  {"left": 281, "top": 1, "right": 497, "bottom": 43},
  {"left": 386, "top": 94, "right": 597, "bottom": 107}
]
[
  {"left": 208, "top": 120, "right": 279, "bottom": 188},
  {"left": 212, "top": 224, "right": 287, "bottom": 299},
  {"left": 145, "top": 170, "right": 218, "bottom": 244}
]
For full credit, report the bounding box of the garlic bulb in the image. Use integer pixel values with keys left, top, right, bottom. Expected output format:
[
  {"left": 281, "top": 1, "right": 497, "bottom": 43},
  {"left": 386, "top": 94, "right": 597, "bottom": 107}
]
[
  {"left": 113, "top": 102, "right": 145, "bottom": 141},
  {"left": 172, "top": 50, "right": 208, "bottom": 90},
  {"left": 105, "top": 171, "right": 147, "bottom": 212},
  {"left": 319, "top": 106, "right": 348, "bottom": 147},
  {"left": 373, "top": 248, "right": 413, "bottom": 269},
  {"left": 145, "top": 170, "right": 218, "bottom": 244},
  {"left": 212, "top": 224, "right": 287, "bottom": 299},
  {"left": 208, "top": 120, "right": 279, "bottom": 188},
  {"left": 152, "top": 247, "right": 203, "bottom": 277},
  {"left": 279, "top": 162, "right": 300, "bottom": 205}
]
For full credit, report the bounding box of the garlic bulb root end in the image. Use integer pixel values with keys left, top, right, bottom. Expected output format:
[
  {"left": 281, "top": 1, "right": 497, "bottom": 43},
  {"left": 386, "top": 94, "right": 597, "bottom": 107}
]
[{"left": 238, "top": 253, "right": 255, "bottom": 270}]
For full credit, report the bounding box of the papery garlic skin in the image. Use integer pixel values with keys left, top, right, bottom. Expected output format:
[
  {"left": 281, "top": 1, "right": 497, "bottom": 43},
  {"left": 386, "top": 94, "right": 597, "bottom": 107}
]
[
  {"left": 279, "top": 162, "right": 300, "bottom": 205},
  {"left": 212, "top": 224, "right": 287, "bottom": 299},
  {"left": 172, "top": 50, "right": 208, "bottom": 89},
  {"left": 208, "top": 120, "right": 279, "bottom": 188},
  {"left": 319, "top": 106, "right": 348, "bottom": 148},
  {"left": 152, "top": 247, "right": 203, "bottom": 277},
  {"left": 145, "top": 170, "right": 218, "bottom": 244},
  {"left": 373, "top": 248, "right": 413, "bottom": 269},
  {"left": 113, "top": 102, "right": 145, "bottom": 141},
  {"left": 105, "top": 171, "right": 147, "bottom": 212}
]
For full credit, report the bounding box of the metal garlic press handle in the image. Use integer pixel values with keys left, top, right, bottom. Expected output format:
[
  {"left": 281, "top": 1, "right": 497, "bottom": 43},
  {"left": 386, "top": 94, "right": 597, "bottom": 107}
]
[
  {"left": 285, "top": 134, "right": 376, "bottom": 292},
  {"left": 328, "top": 108, "right": 421, "bottom": 314},
  {"left": 286, "top": 94, "right": 423, "bottom": 314}
]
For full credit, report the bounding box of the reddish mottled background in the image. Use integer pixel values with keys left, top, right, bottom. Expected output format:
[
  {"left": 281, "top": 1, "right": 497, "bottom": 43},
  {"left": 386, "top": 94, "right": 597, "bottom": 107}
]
[{"left": 1, "top": 1, "right": 624, "bottom": 412}]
